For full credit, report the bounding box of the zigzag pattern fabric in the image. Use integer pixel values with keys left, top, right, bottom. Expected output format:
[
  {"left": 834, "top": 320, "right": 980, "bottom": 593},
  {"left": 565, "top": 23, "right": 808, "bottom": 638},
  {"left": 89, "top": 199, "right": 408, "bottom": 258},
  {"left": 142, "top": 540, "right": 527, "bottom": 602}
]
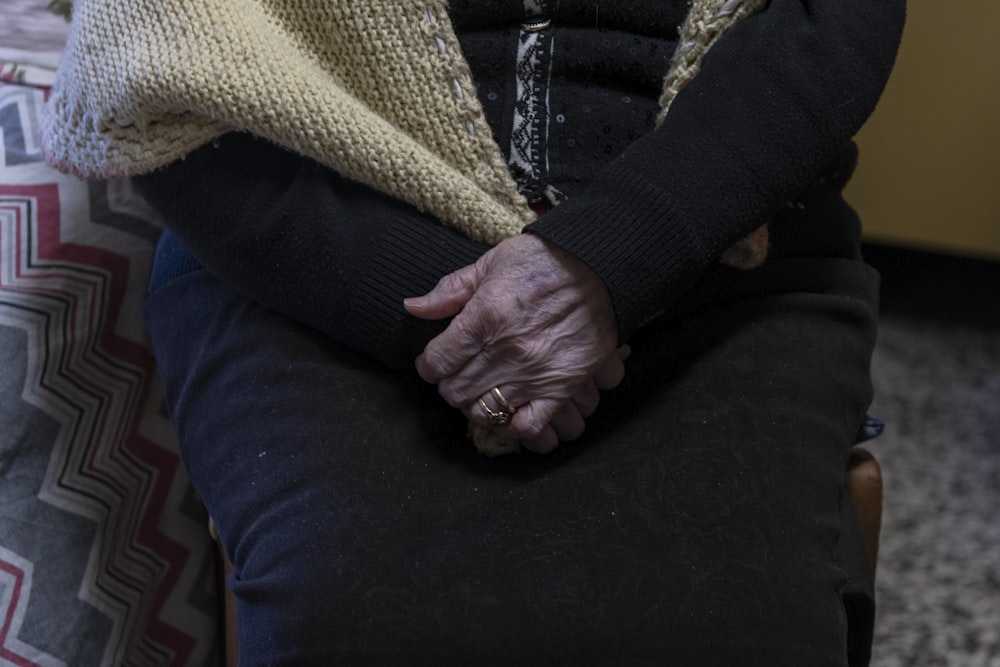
[{"left": 1, "top": 81, "right": 218, "bottom": 666}]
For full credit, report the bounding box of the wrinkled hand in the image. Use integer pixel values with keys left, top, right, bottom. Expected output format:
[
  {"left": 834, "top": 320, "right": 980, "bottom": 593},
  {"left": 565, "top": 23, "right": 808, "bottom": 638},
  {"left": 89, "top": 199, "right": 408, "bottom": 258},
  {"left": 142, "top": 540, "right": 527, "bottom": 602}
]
[
  {"left": 516, "top": 344, "right": 630, "bottom": 452},
  {"left": 404, "top": 233, "right": 622, "bottom": 452}
]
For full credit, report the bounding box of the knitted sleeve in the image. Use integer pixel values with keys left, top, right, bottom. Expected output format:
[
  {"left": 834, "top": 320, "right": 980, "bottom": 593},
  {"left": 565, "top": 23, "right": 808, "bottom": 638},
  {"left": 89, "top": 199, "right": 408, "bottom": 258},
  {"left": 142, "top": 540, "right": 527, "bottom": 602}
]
[
  {"left": 132, "top": 133, "right": 489, "bottom": 370},
  {"left": 525, "top": 0, "right": 906, "bottom": 340}
]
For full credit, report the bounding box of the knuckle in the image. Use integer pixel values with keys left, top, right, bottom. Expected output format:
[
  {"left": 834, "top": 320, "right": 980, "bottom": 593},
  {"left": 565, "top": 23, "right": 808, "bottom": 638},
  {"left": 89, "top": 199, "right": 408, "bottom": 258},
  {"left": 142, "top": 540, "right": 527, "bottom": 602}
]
[
  {"left": 439, "top": 267, "right": 475, "bottom": 294},
  {"left": 513, "top": 419, "right": 546, "bottom": 441},
  {"left": 510, "top": 335, "right": 551, "bottom": 363},
  {"left": 441, "top": 393, "right": 465, "bottom": 410},
  {"left": 420, "top": 347, "right": 451, "bottom": 378},
  {"left": 436, "top": 381, "right": 467, "bottom": 409},
  {"left": 451, "top": 311, "right": 486, "bottom": 343}
]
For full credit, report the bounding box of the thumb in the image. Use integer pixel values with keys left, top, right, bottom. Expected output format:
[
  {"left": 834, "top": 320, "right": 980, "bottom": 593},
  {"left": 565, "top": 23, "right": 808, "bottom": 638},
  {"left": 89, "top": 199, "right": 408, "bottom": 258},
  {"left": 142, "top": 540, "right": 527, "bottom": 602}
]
[{"left": 404, "top": 263, "right": 480, "bottom": 320}]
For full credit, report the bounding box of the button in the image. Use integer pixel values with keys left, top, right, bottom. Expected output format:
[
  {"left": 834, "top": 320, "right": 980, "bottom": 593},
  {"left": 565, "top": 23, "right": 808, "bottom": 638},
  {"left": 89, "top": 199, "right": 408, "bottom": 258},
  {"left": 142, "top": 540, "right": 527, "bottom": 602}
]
[{"left": 521, "top": 16, "right": 552, "bottom": 32}]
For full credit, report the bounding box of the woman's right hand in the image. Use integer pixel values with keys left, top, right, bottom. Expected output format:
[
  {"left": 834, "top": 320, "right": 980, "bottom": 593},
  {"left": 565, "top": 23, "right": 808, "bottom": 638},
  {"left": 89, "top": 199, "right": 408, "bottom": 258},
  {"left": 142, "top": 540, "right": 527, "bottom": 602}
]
[
  {"left": 405, "top": 233, "right": 623, "bottom": 449},
  {"left": 515, "top": 344, "right": 631, "bottom": 452}
]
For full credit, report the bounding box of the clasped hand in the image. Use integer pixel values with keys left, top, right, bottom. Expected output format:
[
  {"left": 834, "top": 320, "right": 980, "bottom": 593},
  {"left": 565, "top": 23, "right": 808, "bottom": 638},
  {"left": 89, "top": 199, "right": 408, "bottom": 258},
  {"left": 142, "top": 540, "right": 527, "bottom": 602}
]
[{"left": 404, "top": 233, "right": 627, "bottom": 453}]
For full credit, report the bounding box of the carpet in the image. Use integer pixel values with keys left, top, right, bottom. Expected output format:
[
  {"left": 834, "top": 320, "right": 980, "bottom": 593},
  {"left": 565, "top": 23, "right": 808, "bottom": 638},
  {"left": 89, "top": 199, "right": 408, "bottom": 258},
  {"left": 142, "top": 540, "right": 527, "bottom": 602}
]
[{"left": 865, "top": 244, "right": 1000, "bottom": 667}]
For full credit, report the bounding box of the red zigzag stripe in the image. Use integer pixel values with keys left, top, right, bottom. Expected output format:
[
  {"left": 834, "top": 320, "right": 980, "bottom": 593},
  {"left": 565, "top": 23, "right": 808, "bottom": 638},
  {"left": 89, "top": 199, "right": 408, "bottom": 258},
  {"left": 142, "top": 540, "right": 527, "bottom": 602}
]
[{"left": 1, "top": 184, "right": 198, "bottom": 665}]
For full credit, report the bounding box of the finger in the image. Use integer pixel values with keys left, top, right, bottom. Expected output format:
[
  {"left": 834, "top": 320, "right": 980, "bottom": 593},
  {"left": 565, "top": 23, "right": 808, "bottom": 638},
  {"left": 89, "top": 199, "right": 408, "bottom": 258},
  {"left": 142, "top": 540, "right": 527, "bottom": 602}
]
[
  {"left": 617, "top": 344, "right": 632, "bottom": 362},
  {"left": 520, "top": 424, "right": 559, "bottom": 454},
  {"left": 403, "top": 263, "right": 481, "bottom": 320},
  {"left": 570, "top": 380, "right": 600, "bottom": 419},
  {"left": 464, "top": 394, "right": 558, "bottom": 442},
  {"left": 461, "top": 398, "right": 560, "bottom": 454},
  {"left": 432, "top": 336, "right": 600, "bottom": 411},
  {"left": 508, "top": 398, "right": 562, "bottom": 442},
  {"left": 414, "top": 308, "right": 496, "bottom": 384},
  {"left": 548, "top": 401, "right": 586, "bottom": 442},
  {"left": 433, "top": 349, "right": 529, "bottom": 410},
  {"left": 463, "top": 385, "right": 524, "bottom": 432},
  {"left": 592, "top": 351, "right": 626, "bottom": 390}
]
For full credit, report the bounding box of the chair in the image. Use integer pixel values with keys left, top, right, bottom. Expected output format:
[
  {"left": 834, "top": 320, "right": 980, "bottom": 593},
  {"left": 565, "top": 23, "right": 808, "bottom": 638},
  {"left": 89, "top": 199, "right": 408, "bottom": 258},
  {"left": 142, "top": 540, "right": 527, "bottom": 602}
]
[{"left": 847, "top": 447, "right": 884, "bottom": 572}]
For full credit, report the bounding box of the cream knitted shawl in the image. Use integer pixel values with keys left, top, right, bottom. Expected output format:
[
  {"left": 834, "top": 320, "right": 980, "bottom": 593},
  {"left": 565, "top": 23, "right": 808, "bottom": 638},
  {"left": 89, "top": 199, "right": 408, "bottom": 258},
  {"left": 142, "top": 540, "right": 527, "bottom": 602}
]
[
  {"left": 43, "top": 0, "right": 765, "bottom": 247},
  {"left": 43, "top": 0, "right": 766, "bottom": 456}
]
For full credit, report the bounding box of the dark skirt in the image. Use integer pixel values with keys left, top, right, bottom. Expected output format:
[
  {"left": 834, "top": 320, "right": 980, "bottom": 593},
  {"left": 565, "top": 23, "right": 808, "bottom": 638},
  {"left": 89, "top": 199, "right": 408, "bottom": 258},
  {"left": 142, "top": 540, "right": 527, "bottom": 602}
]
[{"left": 144, "top": 250, "right": 879, "bottom": 666}]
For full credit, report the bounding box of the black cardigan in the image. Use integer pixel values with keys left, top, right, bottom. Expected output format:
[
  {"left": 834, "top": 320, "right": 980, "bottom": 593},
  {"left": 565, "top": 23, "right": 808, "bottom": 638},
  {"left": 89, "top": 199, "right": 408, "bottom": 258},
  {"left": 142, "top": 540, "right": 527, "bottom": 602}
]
[{"left": 133, "top": 0, "right": 905, "bottom": 369}]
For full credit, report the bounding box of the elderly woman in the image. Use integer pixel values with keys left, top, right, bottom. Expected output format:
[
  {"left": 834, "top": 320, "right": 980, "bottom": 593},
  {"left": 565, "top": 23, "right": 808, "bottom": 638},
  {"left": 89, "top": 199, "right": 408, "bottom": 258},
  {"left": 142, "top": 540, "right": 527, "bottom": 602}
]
[{"left": 44, "top": 0, "right": 905, "bottom": 664}]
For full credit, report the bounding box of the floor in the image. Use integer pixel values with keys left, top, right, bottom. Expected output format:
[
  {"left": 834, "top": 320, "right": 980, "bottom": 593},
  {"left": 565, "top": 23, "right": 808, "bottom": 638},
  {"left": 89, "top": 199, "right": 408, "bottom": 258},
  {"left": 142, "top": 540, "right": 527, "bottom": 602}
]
[{"left": 864, "top": 244, "right": 1000, "bottom": 667}]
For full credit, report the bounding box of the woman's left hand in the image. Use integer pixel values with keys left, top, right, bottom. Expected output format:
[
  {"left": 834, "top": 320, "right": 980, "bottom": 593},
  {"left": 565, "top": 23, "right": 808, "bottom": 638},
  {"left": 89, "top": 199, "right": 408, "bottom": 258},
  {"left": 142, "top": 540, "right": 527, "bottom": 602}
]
[{"left": 404, "top": 233, "right": 620, "bottom": 445}]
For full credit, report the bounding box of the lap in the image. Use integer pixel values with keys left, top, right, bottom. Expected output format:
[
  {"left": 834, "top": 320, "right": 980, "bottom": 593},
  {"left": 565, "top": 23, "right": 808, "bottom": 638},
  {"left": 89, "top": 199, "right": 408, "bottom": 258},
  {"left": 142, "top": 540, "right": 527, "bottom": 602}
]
[{"left": 144, "top": 255, "right": 879, "bottom": 666}]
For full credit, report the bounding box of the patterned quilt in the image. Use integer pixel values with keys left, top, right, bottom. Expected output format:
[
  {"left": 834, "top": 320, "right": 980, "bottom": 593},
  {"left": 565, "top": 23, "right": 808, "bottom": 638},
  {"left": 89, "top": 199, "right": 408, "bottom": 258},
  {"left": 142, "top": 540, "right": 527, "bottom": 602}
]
[{"left": 1, "top": 54, "right": 220, "bottom": 666}]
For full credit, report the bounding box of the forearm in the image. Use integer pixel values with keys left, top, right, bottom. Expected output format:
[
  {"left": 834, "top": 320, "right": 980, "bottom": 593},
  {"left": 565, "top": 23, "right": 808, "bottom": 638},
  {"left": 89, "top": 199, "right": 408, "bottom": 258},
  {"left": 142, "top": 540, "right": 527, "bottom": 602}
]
[
  {"left": 527, "top": 0, "right": 906, "bottom": 340},
  {"left": 133, "top": 133, "right": 489, "bottom": 369}
]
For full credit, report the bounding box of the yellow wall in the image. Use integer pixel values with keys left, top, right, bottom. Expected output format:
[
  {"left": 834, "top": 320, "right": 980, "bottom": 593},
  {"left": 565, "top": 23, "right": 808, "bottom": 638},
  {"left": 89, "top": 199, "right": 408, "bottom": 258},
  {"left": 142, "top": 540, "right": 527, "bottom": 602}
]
[{"left": 845, "top": 1, "right": 1000, "bottom": 260}]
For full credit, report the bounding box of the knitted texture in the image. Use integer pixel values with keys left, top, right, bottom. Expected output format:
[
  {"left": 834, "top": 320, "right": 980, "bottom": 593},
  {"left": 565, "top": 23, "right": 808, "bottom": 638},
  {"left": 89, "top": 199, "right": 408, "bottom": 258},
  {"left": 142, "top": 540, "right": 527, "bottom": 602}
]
[
  {"left": 43, "top": 0, "right": 762, "bottom": 248},
  {"left": 660, "top": 0, "right": 770, "bottom": 119},
  {"left": 42, "top": 0, "right": 534, "bottom": 245},
  {"left": 42, "top": 0, "right": 764, "bottom": 456}
]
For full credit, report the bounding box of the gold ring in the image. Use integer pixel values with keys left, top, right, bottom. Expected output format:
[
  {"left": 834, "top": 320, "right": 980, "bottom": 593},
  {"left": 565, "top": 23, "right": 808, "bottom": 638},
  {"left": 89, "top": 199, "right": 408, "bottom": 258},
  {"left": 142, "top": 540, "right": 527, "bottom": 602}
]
[
  {"left": 479, "top": 399, "right": 512, "bottom": 426},
  {"left": 491, "top": 387, "right": 514, "bottom": 412}
]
